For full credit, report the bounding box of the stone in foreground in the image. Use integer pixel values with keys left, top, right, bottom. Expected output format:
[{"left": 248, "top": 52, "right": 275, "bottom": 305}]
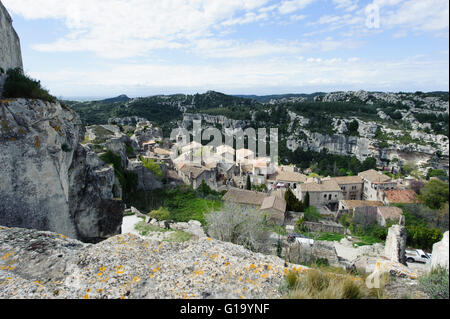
[{"left": 0, "top": 227, "right": 306, "bottom": 299}]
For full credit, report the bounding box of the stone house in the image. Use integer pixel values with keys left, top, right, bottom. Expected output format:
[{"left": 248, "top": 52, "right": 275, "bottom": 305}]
[
  {"left": 222, "top": 188, "right": 287, "bottom": 225},
  {"left": 296, "top": 180, "right": 343, "bottom": 211},
  {"left": 359, "top": 169, "right": 398, "bottom": 201},
  {"left": 267, "top": 169, "right": 308, "bottom": 191},
  {"left": 338, "top": 199, "right": 385, "bottom": 214},
  {"left": 329, "top": 175, "right": 364, "bottom": 200},
  {"left": 376, "top": 207, "right": 403, "bottom": 227},
  {"left": 260, "top": 196, "right": 287, "bottom": 225},
  {"left": 177, "top": 164, "right": 217, "bottom": 190}
]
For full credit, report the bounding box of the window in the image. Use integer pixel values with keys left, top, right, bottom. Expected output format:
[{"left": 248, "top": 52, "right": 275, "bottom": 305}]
[{"left": 352, "top": 186, "right": 356, "bottom": 190}]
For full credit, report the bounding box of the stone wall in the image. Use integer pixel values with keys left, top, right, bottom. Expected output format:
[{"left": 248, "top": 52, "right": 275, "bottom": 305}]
[
  {"left": 431, "top": 231, "right": 449, "bottom": 271},
  {"left": 384, "top": 225, "right": 407, "bottom": 265},
  {"left": 0, "top": 1, "right": 23, "bottom": 72},
  {"left": 304, "top": 221, "right": 345, "bottom": 234}
]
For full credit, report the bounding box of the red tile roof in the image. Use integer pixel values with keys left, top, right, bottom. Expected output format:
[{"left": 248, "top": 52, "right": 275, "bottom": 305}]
[{"left": 383, "top": 189, "right": 418, "bottom": 203}]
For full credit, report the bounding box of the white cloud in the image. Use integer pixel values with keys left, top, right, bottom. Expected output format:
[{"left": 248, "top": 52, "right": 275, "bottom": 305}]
[
  {"left": 278, "top": 0, "right": 316, "bottom": 14},
  {"left": 332, "top": 0, "right": 359, "bottom": 12},
  {"left": 191, "top": 37, "right": 362, "bottom": 58},
  {"left": 3, "top": 0, "right": 271, "bottom": 58},
  {"left": 381, "top": 0, "right": 449, "bottom": 32}
]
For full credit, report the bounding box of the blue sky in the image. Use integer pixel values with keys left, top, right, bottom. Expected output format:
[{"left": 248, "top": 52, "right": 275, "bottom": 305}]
[{"left": 3, "top": 0, "right": 449, "bottom": 99}]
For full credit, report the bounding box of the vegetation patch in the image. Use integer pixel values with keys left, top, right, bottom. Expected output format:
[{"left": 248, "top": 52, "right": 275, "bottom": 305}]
[
  {"left": 2, "top": 68, "right": 56, "bottom": 103},
  {"left": 283, "top": 268, "right": 378, "bottom": 299},
  {"left": 418, "top": 266, "right": 449, "bottom": 299}
]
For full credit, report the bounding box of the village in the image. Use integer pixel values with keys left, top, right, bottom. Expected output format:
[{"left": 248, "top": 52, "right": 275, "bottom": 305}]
[{"left": 137, "top": 126, "right": 418, "bottom": 232}]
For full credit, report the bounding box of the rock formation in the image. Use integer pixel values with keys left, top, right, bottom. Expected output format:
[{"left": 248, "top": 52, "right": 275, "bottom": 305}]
[
  {"left": 0, "top": 1, "right": 22, "bottom": 72},
  {"left": 384, "top": 224, "right": 407, "bottom": 265},
  {"left": 0, "top": 226, "right": 306, "bottom": 299},
  {"left": 0, "top": 99, "right": 124, "bottom": 243},
  {"left": 0, "top": 0, "right": 23, "bottom": 95},
  {"left": 430, "top": 231, "right": 449, "bottom": 271}
]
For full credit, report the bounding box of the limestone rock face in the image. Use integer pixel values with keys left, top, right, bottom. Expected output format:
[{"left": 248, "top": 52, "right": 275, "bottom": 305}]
[
  {"left": 384, "top": 225, "right": 407, "bottom": 265},
  {"left": 431, "top": 231, "right": 449, "bottom": 271},
  {"left": 0, "top": 226, "right": 307, "bottom": 299},
  {"left": 0, "top": 1, "right": 23, "bottom": 73},
  {"left": 128, "top": 159, "right": 163, "bottom": 191},
  {"left": 0, "top": 99, "right": 124, "bottom": 243}
]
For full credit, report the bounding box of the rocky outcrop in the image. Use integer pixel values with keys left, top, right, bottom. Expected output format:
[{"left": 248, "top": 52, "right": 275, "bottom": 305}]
[
  {"left": 0, "top": 1, "right": 23, "bottom": 73},
  {"left": 430, "top": 231, "right": 449, "bottom": 271},
  {"left": 128, "top": 159, "right": 163, "bottom": 191},
  {"left": 0, "top": 98, "right": 124, "bottom": 243},
  {"left": 0, "top": 226, "right": 306, "bottom": 299},
  {"left": 384, "top": 225, "right": 407, "bottom": 265}
]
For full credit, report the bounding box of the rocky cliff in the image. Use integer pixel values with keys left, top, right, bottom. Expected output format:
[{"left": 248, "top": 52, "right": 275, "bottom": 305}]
[
  {"left": 0, "top": 98, "right": 124, "bottom": 243},
  {"left": 0, "top": 0, "right": 23, "bottom": 94}
]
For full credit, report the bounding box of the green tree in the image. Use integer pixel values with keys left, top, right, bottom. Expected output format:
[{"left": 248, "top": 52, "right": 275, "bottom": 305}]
[
  {"left": 346, "top": 120, "right": 359, "bottom": 136},
  {"left": 418, "top": 180, "right": 449, "bottom": 210},
  {"left": 285, "top": 188, "right": 304, "bottom": 212},
  {"left": 246, "top": 175, "right": 252, "bottom": 190},
  {"left": 362, "top": 157, "right": 377, "bottom": 171},
  {"left": 304, "top": 192, "right": 310, "bottom": 209}
]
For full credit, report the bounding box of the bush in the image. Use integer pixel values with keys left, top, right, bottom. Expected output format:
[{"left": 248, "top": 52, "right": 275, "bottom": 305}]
[
  {"left": 284, "top": 269, "right": 369, "bottom": 299},
  {"left": 418, "top": 179, "right": 449, "bottom": 210},
  {"left": 303, "top": 206, "right": 322, "bottom": 222},
  {"left": 206, "top": 203, "right": 271, "bottom": 254},
  {"left": 140, "top": 156, "right": 163, "bottom": 179},
  {"left": 419, "top": 267, "right": 449, "bottom": 299},
  {"left": 148, "top": 207, "right": 171, "bottom": 221},
  {"left": 2, "top": 68, "right": 56, "bottom": 102}
]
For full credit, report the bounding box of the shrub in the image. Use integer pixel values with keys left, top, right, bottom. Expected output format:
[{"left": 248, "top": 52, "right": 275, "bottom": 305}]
[
  {"left": 140, "top": 156, "right": 163, "bottom": 179},
  {"left": 2, "top": 68, "right": 56, "bottom": 102},
  {"left": 285, "top": 269, "right": 370, "bottom": 299},
  {"left": 148, "top": 207, "right": 171, "bottom": 221},
  {"left": 206, "top": 203, "right": 271, "bottom": 254},
  {"left": 419, "top": 267, "right": 449, "bottom": 299},
  {"left": 418, "top": 179, "right": 449, "bottom": 210},
  {"left": 303, "top": 206, "right": 322, "bottom": 222}
]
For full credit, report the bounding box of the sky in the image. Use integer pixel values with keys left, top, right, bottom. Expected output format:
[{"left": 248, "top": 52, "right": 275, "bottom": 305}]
[{"left": 3, "top": 0, "right": 449, "bottom": 99}]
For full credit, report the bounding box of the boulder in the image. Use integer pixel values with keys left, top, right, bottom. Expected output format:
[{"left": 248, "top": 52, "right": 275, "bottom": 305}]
[
  {"left": 384, "top": 224, "right": 407, "bottom": 265},
  {"left": 0, "top": 99, "right": 124, "bottom": 243},
  {"left": 430, "top": 231, "right": 449, "bottom": 271}
]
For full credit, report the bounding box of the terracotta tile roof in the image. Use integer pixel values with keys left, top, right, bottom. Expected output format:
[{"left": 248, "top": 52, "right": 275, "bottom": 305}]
[
  {"left": 359, "top": 169, "right": 392, "bottom": 183},
  {"left": 222, "top": 188, "right": 267, "bottom": 206},
  {"left": 331, "top": 175, "right": 363, "bottom": 185},
  {"left": 299, "top": 180, "right": 341, "bottom": 192},
  {"left": 261, "top": 196, "right": 287, "bottom": 213},
  {"left": 154, "top": 148, "right": 172, "bottom": 156},
  {"left": 274, "top": 171, "right": 308, "bottom": 183},
  {"left": 340, "top": 200, "right": 385, "bottom": 210},
  {"left": 383, "top": 189, "right": 418, "bottom": 203},
  {"left": 377, "top": 207, "right": 403, "bottom": 220}
]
